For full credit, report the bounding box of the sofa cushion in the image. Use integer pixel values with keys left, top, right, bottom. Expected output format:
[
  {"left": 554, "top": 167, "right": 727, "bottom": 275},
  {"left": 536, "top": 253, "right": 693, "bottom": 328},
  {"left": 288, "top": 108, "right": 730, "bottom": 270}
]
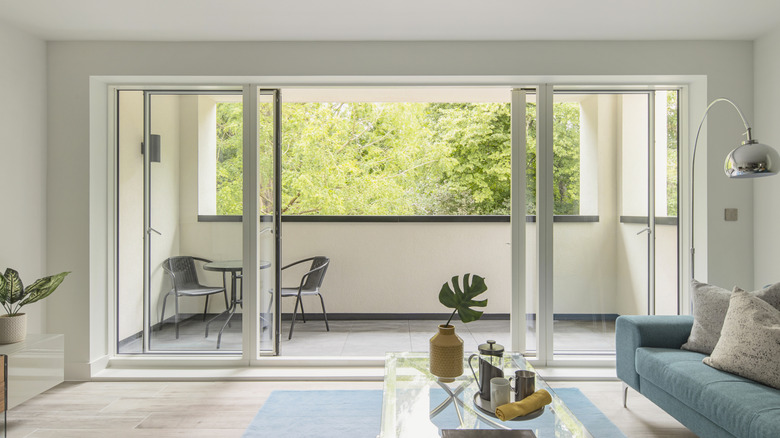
[
  {"left": 637, "top": 347, "right": 780, "bottom": 438},
  {"left": 704, "top": 290, "right": 780, "bottom": 389},
  {"left": 682, "top": 281, "right": 780, "bottom": 354}
]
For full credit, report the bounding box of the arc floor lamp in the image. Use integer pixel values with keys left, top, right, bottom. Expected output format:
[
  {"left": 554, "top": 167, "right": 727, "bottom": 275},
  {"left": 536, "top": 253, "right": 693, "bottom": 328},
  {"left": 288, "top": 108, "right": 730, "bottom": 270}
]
[{"left": 690, "top": 98, "right": 779, "bottom": 281}]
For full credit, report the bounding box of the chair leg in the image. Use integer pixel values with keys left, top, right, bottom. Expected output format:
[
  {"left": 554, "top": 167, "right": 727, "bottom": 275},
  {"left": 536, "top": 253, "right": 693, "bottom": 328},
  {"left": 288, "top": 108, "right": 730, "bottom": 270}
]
[
  {"left": 317, "top": 293, "right": 330, "bottom": 332},
  {"left": 203, "top": 295, "right": 210, "bottom": 321},
  {"left": 299, "top": 298, "right": 306, "bottom": 323},
  {"left": 223, "top": 290, "right": 229, "bottom": 310},
  {"left": 238, "top": 275, "right": 243, "bottom": 309},
  {"left": 289, "top": 294, "right": 302, "bottom": 340},
  {"left": 174, "top": 293, "right": 180, "bottom": 339},
  {"left": 160, "top": 292, "right": 171, "bottom": 329}
]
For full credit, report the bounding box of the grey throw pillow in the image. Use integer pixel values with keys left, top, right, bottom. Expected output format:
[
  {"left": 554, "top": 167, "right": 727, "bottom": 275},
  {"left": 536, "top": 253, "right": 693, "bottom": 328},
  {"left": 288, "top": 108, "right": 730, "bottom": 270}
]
[
  {"left": 681, "top": 280, "right": 780, "bottom": 354},
  {"left": 703, "top": 289, "right": 780, "bottom": 389}
]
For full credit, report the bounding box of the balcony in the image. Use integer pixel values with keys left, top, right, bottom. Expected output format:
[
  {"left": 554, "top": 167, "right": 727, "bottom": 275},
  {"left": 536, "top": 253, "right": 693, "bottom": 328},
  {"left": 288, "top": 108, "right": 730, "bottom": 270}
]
[{"left": 119, "top": 218, "right": 677, "bottom": 356}]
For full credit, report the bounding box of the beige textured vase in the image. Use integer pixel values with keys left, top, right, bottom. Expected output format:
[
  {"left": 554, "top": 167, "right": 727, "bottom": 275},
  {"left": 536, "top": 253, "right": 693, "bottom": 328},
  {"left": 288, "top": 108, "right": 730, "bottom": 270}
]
[
  {"left": 0, "top": 313, "right": 27, "bottom": 344},
  {"left": 430, "top": 324, "right": 464, "bottom": 382}
]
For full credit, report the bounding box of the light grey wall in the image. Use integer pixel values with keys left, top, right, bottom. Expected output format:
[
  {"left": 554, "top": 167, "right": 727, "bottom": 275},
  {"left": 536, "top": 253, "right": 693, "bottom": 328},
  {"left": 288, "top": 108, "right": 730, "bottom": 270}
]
[
  {"left": 753, "top": 26, "right": 780, "bottom": 287},
  {"left": 0, "top": 22, "right": 47, "bottom": 332},
  {"left": 45, "top": 40, "right": 754, "bottom": 378}
]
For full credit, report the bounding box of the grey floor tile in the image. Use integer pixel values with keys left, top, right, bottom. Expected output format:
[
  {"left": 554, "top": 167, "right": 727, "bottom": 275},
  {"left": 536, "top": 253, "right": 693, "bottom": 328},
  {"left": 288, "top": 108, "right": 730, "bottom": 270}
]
[{"left": 117, "top": 317, "right": 617, "bottom": 356}]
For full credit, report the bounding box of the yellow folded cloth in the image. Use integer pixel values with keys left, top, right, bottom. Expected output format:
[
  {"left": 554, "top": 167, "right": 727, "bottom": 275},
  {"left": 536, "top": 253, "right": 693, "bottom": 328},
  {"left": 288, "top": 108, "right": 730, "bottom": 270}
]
[{"left": 495, "top": 389, "right": 553, "bottom": 421}]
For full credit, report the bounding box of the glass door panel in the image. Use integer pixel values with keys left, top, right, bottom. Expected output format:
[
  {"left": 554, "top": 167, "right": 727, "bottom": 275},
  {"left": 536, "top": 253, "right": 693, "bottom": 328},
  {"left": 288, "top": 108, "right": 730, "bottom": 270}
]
[
  {"left": 654, "top": 90, "right": 680, "bottom": 315},
  {"left": 116, "top": 90, "right": 245, "bottom": 354},
  {"left": 551, "top": 93, "right": 650, "bottom": 355},
  {"left": 524, "top": 96, "right": 539, "bottom": 355},
  {"left": 147, "top": 91, "right": 244, "bottom": 353},
  {"left": 116, "top": 90, "right": 145, "bottom": 354},
  {"left": 257, "top": 90, "right": 279, "bottom": 355}
]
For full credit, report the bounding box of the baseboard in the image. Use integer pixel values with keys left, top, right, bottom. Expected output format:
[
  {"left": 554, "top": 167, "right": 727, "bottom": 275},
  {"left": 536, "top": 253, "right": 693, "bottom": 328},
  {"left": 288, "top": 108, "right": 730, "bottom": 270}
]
[
  {"left": 280, "top": 313, "right": 511, "bottom": 321},
  {"left": 117, "top": 313, "right": 203, "bottom": 348},
  {"left": 280, "top": 313, "right": 620, "bottom": 321}
]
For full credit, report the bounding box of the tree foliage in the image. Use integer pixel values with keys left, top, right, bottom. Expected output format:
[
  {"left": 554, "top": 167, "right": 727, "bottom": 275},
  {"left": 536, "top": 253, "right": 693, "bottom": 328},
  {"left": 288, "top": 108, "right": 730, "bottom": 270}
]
[
  {"left": 216, "top": 102, "right": 243, "bottom": 215},
  {"left": 666, "top": 92, "right": 679, "bottom": 217},
  {"left": 215, "top": 101, "right": 583, "bottom": 216}
]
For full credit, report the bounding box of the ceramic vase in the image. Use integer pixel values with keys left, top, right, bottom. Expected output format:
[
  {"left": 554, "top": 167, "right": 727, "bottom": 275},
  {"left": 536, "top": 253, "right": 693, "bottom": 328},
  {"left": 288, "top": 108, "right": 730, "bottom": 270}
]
[
  {"left": 430, "top": 324, "right": 464, "bottom": 382},
  {"left": 0, "top": 313, "right": 27, "bottom": 344}
]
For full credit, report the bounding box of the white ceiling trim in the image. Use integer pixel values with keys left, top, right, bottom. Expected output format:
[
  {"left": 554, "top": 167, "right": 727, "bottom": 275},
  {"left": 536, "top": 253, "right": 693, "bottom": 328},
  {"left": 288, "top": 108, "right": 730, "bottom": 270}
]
[{"left": 1, "top": 0, "right": 779, "bottom": 42}]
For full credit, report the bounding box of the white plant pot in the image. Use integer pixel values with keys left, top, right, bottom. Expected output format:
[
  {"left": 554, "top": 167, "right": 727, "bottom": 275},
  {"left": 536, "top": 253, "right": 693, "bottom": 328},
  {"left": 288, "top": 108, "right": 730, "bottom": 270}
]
[{"left": 0, "top": 313, "right": 27, "bottom": 344}]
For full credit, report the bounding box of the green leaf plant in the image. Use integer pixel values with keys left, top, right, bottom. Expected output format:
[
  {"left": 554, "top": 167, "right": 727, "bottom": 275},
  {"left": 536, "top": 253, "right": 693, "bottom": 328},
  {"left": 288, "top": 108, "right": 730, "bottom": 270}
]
[
  {"left": 438, "top": 274, "right": 488, "bottom": 326},
  {"left": 0, "top": 268, "right": 69, "bottom": 316}
]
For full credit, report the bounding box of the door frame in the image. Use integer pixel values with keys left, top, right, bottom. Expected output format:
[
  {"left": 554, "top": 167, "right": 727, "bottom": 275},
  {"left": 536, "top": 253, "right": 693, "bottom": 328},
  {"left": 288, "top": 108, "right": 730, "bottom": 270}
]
[{"left": 101, "top": 77, "right": 692, "bottom": 376}]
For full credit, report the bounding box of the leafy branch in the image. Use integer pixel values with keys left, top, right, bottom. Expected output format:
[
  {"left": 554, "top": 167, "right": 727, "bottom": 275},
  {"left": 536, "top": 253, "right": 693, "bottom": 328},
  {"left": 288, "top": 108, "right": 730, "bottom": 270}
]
[
  {"left": 0, "top": 269, "right": 70, "bottom": 316},
  {"left": 438, "top": 274, "right": 488, "bottom": 326}
]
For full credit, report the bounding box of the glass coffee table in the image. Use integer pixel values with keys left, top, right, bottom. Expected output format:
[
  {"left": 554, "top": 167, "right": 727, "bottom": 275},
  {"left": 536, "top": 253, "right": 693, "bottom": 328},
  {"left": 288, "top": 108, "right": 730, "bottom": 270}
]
[{"left": 380, "top": 352, "right": 594, "bottom": 438}]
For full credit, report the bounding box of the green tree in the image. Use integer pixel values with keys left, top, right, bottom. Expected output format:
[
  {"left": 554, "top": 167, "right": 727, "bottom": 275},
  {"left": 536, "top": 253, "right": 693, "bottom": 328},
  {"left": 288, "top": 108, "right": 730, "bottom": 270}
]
[
  {"left": 552, "top": 102, "right": 581, "bottom": 215},
  {"left": 216, "top": 102, "right": 243, "bottom": 215},
  {"left": 215, "top": 100, "right": 583, "bottom": 217},
  {"left": 424, "top": 103, "right": 512, "bottom": 215},
  {"left": 517, "top": 102, "right": 581, "bottom": 215},
  {"left": 666, "top": 92, "right": 679, "bottom": 216},
  {"left": 277, "top": 102, "right": 439, "bottom": 215}
]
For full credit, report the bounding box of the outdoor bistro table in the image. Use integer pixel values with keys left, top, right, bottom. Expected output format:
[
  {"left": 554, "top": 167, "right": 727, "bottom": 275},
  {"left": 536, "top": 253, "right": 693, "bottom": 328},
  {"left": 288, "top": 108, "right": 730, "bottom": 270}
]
[{"left": 203, "top": 260, "right": 271, "bottom": 349}]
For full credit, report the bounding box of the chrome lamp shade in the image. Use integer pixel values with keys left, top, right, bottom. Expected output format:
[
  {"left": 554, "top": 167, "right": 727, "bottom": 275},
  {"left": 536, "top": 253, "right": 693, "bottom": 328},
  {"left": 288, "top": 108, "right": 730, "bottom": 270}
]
[{"left": 724, "top": 140, "right": 780, "bottom": 178}]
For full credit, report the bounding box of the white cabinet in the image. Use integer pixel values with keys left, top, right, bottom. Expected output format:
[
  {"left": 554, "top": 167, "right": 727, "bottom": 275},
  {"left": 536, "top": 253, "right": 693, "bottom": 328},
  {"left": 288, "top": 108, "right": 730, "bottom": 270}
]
[{"left": 0, "top": 334, "right": 64, "bottom": 409}]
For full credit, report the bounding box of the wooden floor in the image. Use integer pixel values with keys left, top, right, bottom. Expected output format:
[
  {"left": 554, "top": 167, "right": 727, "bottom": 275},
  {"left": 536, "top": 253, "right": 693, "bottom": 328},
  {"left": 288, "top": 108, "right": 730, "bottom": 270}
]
[{"left": 6, "top": 380, "right": 697, "bottom": 437}]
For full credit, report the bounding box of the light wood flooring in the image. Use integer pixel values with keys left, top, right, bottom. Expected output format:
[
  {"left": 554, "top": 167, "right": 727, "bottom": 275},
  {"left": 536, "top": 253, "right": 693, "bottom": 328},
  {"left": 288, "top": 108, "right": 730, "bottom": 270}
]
[{"left": 6, "top": 380, "right": 697, "bottom": 437}]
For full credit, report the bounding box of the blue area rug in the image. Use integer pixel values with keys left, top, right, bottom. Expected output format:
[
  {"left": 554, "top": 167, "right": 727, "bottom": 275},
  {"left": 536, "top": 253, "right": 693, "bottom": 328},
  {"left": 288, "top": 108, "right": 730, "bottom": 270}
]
[{"left": 244, "top": 388, "right": 626, "bottom": 437}]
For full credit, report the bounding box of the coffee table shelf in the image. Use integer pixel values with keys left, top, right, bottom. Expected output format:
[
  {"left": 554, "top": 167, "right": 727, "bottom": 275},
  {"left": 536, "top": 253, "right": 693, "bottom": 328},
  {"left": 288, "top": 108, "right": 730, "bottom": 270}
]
[{"left": 380, "top": 352, "right": 593, "bottom": 438}]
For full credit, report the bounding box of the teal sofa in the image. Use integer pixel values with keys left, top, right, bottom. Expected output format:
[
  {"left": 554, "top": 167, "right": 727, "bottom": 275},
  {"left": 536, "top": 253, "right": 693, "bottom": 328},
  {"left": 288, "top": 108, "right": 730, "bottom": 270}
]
[{"left": 616, "top": 315, "right": 780, "bottom": 438}]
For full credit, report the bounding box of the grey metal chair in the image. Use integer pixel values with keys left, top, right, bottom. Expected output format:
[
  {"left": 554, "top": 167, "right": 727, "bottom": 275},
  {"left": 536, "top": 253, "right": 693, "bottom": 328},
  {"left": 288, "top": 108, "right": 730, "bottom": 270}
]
[
  {"left": 160, "top": 256, "right": 229, "bottom": 339},
  {"left": 281, "top": 256, "right": 330, "bottom": 340}
]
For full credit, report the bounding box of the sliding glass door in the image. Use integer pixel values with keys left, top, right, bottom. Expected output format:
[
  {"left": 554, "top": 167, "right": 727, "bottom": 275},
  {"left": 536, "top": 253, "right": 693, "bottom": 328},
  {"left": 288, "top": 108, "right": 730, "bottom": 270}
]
[
  {"left": 529, "top": 88, "right": 680, "bottom": 361},
  {"left": 116, "top": 87, "right": 281, "bottom": 355},
  {"left": 114, "top": 83, "right": 678, "bottom": 362}
]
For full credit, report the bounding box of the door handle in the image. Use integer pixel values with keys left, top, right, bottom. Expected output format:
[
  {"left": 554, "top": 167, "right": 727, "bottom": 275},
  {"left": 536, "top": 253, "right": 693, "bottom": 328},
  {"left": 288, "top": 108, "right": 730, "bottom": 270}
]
[
  {"left": 147, "top": 227, "right": 162, "bottom": 236},
  {"left": 636, "top": 227, "right": 651, "bottom": 235}
]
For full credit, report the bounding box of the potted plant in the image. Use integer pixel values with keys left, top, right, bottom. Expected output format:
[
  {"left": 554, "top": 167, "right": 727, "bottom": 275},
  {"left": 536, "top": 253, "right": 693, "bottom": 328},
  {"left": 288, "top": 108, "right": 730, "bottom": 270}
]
[
  {"left": 0, "top": 268, "right": 69, "bottom": 344},
  {"left": 430, "top": 273, "right": 488, "bottom": 382}
]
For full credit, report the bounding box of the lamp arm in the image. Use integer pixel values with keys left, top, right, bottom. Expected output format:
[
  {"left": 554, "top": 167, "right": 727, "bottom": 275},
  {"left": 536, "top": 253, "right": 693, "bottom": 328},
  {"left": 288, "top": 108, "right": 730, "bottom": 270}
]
[{"left": 690, "top": 98, "right": 754, "bottom": 281}]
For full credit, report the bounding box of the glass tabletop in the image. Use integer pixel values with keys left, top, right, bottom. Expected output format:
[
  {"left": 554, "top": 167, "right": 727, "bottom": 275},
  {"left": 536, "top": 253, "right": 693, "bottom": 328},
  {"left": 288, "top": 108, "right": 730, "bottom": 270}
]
[{"left": 380, "top": 352, "right": 593, "bottom": 438}]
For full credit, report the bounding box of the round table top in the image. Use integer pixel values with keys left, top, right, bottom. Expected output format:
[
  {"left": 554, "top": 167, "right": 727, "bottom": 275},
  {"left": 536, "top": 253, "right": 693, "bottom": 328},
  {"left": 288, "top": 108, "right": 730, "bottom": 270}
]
[{"left": 203, "top": 260, "right": 271, "bottom": 271}]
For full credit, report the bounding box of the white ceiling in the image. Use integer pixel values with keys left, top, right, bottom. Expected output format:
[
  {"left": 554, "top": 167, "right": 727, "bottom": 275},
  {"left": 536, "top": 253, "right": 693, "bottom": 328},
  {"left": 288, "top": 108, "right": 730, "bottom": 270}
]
[{"left": 1, "top": 0, "right": 779, "bottom": 42}]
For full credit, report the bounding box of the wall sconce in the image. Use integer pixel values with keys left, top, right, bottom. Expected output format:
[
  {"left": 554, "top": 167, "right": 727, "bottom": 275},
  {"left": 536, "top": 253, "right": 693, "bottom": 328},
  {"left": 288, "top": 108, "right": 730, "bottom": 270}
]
[{"left": 141, "top": 134, "right": 161, "bottom": 163}]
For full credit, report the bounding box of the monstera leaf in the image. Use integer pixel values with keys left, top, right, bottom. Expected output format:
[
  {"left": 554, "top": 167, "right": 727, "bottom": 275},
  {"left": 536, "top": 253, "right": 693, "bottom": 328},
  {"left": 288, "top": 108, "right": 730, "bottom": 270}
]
[
  {"left": 439, "top": 274, "right": 488, "bottom": 325},
  {"left": 1, "top": 269, "right": 69, "bottom": 316}
]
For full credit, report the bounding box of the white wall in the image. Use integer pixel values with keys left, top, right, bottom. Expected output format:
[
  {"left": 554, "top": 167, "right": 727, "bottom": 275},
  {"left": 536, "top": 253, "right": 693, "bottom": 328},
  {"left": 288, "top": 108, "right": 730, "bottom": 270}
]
[
  {"left": 149, "top": 96, "right": 183, "bottom": 326},
  {"left": 44, "top": 40, "right": 754, "bottom": 378},
  {"left": 555, "top": 95, "right": 619, "bottom": 315},
  {"left": 281, "top": 222, "right": 511, "bottom": 314},
  {"left": 0, "top": 22, "right": 47, "bottom": 332},
  {"left": 753, "top": 26, "right": 780, "bottom": 287}
]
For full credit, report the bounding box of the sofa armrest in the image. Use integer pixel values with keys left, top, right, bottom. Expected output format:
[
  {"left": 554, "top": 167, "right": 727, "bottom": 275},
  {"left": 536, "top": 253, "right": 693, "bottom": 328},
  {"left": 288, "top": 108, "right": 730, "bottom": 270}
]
[{"left": 615, "top": 315, "right": 694, "bottom": 391}]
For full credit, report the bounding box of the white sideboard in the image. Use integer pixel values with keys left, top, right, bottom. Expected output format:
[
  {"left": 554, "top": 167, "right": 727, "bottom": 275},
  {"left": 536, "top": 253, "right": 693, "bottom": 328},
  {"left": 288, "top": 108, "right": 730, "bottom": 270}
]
[{"left": 0, "top": 334, "right": 64, "bottom": 409}]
